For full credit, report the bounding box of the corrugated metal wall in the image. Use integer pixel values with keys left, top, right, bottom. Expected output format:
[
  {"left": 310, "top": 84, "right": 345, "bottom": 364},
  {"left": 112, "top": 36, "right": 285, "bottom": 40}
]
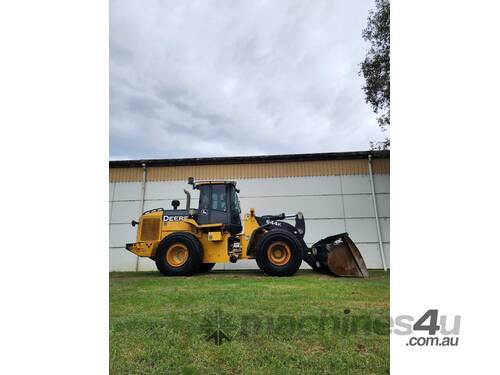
[
  {"left": 110, "top": 158, "right": 390, "bottom": 182},
  {"left": 109, "top": 158, "right": 390, "bottom": 272}
]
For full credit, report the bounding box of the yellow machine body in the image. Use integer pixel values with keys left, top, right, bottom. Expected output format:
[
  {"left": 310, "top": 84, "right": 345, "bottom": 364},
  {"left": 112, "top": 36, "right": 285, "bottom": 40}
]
[
  {"left": 125, "top": 179, "right": 369, "bottom": 278},
  {"left": 126, "top": 207, "right": 261, "bottom": 264}
]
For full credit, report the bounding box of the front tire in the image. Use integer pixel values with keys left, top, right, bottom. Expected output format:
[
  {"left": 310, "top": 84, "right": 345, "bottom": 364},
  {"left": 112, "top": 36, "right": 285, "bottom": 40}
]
[
  {"left": 255, "top": 230, "right": 302, "bottom": 276},
  {"left": 155, "top": 233, "right": 203, "bottom": 276}
]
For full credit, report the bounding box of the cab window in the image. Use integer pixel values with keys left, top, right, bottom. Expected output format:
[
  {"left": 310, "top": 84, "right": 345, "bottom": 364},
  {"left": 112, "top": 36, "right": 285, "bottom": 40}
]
[
  {"left": 200, "top": 186, "right": 210, "bottom": 209},
  {"left": 210, "top": 184, "right": 227, "bottom": 211}
]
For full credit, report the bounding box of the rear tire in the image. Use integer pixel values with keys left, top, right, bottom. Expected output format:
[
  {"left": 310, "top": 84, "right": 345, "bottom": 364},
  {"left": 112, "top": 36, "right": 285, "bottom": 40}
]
[
  {"left": 198, "top": 263, "right": 216, "bottom": 273},
  {"left": 155, "top": 233, "right": 203, "bottom": 276},
  {"left": 255, "top": 230, "right": 302, "bottom": 276}
]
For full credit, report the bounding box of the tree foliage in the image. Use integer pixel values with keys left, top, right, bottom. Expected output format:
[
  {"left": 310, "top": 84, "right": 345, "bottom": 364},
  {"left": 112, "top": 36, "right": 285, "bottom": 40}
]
[{"left": 361, "top": 0, "right": 390, "bottom": 148}]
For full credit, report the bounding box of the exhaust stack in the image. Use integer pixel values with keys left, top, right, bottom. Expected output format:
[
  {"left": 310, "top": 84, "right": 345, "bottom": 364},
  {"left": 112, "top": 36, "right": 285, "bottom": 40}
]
[{"left": 183, "top": 189, "right": 191, "bottom": 210}]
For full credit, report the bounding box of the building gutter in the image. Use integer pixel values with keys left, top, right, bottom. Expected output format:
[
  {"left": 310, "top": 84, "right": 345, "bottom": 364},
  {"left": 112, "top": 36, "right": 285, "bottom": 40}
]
[
  {"left": 109, "top": 150, "right": 390, "bottom": 168},
  {"left": 135, "top": 162, "right": 147, "bottom": 272},
  {"left": 368, "top": 155, "right": 387, "bottom": 271}
]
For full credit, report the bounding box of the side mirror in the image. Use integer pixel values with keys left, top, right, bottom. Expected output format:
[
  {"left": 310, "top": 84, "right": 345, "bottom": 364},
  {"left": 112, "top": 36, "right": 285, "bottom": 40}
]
[{"left": 171, "top": 200, "right": 180, "bottom": 210}]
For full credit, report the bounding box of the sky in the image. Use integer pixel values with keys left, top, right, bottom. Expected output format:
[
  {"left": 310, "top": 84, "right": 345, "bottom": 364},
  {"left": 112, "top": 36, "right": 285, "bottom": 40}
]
[{"left": 110, "top": 0, "right": 385, "bottom": 160}]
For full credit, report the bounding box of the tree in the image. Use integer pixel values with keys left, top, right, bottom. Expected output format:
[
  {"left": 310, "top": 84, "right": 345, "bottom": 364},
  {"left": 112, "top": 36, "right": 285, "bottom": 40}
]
[{"left": 360, "top": 0, "right": 390, "bottom": 149}]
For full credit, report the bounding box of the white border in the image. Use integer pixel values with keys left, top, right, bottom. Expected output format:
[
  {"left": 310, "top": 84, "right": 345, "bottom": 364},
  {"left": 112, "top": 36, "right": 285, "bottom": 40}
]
[
  {"left": 391, "top": 0, "right": 500, "bottom": 372},
  {"left": 0, "top": 1, "right": 109, "bottom": 373}
]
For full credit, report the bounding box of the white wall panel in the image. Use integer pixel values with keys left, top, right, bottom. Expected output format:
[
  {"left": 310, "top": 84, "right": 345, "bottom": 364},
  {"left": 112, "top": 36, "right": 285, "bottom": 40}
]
[
  {"left": 240, "top": 195, "right": 344, "bottom": 219},
  {"left": 341, "top": 175, "right": 371, "bottom": 194},
  {"left": 137, "top": 257, "right": 156, "bottom": 271},
  {"left": 343, "top": 194, "right": 375, "bottom": 218},
  {"left": 113, "top": 182, "right": 142, "bottom": 201},
  {"left": 379, "top": 218, "right": 390, "bottom": 243},
  {"left": 145, "top": 181, "right": 201, "bottom": 200},
  {"left": 345, "top": 218, "right": 379, "bottom": 243},
  {"left": 110, "top": 224, "right": 137, "bottom": 248},
  {"left": 144, "top": 198, "right": 200, "bottom": 211},
  {"left": 373, "top": 175, "right": 390, "bottom": 193},
  {"left": 224, "top": 259, "right": 261, "bottom": 270},
  {"left": 109, "top": 183, "right": 115, "bottom": 201},
  {"left": 143, "top": 199, "right": 174, "bottom": 212},
  {"left": 238, "top": 176, "right": 343, "bottom": 196},
  {"left": 110, "top": 201, "right": 142, "bottom": 223},
  {"left": 343, "top": 194, "right": 389, "bottom": 218},
  {"left": 356, "top": 243, "right": 385, "bottom": 269},
  {"left": 383, "top": 243, "right": 390, "bottom": 267},
  {"left": 110, "top": 248, "right": 138, "bottom": 272},
  {"left": 300, "top": 219, "right": 347, "bottom": 245},
  {"left": 109, "top": 174, "right": 390, "bottom": 271},
  {"left": 375, "top": 194, "right": 390, "bottom": 217}
]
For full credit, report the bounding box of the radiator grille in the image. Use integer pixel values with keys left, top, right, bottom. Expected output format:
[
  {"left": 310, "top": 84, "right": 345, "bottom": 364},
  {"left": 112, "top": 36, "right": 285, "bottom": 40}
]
[{"left": 140, "top": 218, "right": 160, "bottom": 241}]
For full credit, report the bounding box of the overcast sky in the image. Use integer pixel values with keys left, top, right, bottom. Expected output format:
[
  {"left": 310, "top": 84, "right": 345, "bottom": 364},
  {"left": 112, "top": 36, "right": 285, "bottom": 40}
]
[{"left": 110, "top": 0, "right": 385, "bottom": 160}]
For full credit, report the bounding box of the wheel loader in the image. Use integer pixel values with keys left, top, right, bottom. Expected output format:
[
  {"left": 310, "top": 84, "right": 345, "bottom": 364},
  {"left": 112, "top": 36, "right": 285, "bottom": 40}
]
[{"left": 126, "top": 178, "right": 369, "bottom": 277}]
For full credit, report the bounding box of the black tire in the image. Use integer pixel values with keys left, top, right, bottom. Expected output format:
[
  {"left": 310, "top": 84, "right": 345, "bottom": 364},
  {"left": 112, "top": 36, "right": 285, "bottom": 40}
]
[
  {"left": 155, "top": 232, "right": 203, "bottom": 276},
  {"left": 255, "top": 229, "right": 302, "bottom": 276},
  {"left": 198, "top": 263, "right": 216, "bottom": 273}
]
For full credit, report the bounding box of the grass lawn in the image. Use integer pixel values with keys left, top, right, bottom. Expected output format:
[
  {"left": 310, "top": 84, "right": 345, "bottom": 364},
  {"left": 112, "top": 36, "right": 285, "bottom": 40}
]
[{"left": 110, "top": 269, "right": 389, "bottom": 375}]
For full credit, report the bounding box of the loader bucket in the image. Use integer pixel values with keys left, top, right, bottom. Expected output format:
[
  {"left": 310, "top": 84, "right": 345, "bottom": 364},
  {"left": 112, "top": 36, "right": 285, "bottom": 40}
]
[{"left": 310, "top": 233, "right": 369, "bottom": 278}]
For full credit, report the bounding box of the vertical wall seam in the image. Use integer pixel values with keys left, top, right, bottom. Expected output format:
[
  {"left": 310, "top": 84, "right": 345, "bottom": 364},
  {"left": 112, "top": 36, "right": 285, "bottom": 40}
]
[
  {"left": 109, "top": 182, "right": 116, "bottom": 230},
  {"left": 135, "top": 163, "right": 147, "bottom": 272},
  {"left": 339, "top": 176, "right": 348, "bottom": 233}
]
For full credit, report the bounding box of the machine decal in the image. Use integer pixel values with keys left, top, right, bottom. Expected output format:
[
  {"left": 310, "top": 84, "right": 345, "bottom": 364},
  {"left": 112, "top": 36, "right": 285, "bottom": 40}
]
[
  {"left": 163, "top": 215, "right": 188, "bottom": 222},
  {"left": 265, "top": 219, "right": 282, "bottom": 227}
]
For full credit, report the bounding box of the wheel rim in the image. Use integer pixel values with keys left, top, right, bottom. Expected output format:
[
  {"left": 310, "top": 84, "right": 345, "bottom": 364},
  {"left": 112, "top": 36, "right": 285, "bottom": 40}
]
[
  {"left": 267, "top": 241, "right": 292, "bottom": 266},
  {"left": 166, "top": 243, "right": 189, "bottom": 267}
]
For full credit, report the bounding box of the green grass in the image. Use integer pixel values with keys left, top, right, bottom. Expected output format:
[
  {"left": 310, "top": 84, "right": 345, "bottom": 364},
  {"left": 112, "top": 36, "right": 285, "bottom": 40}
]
[{"left": 110, "top": 269, "right": 389, "bottom": 375}]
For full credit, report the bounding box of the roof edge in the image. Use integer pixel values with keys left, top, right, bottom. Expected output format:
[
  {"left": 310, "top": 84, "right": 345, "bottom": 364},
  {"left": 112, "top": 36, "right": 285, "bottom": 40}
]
[{"left": 109, "top": 150, "right": 389, "bottom": 168}]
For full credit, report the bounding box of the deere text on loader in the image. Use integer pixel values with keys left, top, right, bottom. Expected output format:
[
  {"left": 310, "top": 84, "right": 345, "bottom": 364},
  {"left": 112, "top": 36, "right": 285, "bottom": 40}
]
[{"left": 126, "top": 178, "right": 368, "bottom": 277}]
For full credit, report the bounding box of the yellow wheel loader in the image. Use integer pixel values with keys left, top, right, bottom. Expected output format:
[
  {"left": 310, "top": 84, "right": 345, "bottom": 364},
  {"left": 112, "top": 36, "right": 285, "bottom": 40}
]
[{"left": 126, "top": 178, "right": 369, "bottom": 277}]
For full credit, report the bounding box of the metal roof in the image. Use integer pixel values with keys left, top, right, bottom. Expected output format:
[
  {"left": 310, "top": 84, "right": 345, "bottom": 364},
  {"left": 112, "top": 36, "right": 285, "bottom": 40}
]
[{"left": 109, "top": 150, "right": 389, "bottom": 168}]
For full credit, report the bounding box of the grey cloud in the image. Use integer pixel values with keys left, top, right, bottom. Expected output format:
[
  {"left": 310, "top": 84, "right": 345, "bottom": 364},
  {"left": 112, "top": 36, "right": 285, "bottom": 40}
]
[{"left": 110, "top": 0, "right": 386, "bottom": 160}]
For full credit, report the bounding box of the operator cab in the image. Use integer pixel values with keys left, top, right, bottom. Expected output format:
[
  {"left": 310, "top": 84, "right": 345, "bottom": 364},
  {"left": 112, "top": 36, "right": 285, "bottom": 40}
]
[{"left": 190, "top": 179, "right": 242, "bottom": 234}]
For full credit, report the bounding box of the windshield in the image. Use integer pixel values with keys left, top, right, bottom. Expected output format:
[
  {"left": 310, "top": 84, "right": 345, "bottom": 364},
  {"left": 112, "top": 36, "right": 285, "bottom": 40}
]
[{"left": 210, "top": 184, "right": 227, "bottom": 211}]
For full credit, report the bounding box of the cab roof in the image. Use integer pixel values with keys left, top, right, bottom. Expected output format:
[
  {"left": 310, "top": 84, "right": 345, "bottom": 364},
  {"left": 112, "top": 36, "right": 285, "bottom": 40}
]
[{"left": 190, "top": 179, "right": 237, "bottom": 188}]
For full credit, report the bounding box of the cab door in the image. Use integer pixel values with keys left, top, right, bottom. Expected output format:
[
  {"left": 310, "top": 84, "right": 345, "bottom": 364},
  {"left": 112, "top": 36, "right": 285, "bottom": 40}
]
[
  {"left": 228, "top": 185, "right": 242, "bottom": 233},
  {"left": 197, "top": 184, "right": 228, "bottom": 225}
]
